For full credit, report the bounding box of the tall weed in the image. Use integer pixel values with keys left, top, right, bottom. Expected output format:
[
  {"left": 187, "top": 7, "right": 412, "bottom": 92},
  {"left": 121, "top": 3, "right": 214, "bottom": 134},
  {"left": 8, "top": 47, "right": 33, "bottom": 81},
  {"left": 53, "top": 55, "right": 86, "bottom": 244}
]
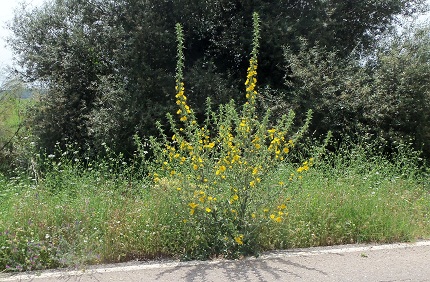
[{"left": 146, "top": 13, "right": 312, "bottom": 259}]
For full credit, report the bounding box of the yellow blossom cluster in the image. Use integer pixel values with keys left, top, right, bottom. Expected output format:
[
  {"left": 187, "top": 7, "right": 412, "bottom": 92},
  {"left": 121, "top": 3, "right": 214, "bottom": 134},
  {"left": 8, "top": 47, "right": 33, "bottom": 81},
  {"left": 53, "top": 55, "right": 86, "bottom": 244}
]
[
  {"left": 175, "top": 81, "right": 191, "bottom": 122},
  {"left": 297, "top": 158, "right": 314, "bottom": 173},
  {"left": 245, "top": 58, "right": 258, "bottom": 104},
  {"left": 267, "top": 128, "right": 294, "bottom": 161},
  {"left": 267, "top": 201, "right": 289, "bottom": 223},
  {"left": 234, "top": 234, "right": 244, "bottom": 245},
  {"left": 187, "top": 189, "right": 217, "bottom": 215}
]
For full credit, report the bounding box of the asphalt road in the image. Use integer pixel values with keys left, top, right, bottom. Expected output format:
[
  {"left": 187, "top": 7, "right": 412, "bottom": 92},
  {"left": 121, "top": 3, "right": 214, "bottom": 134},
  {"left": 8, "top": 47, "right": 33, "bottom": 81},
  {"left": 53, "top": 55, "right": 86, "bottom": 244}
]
[{"left": 1, "top": 241, "right": 430, "bottom": 282}]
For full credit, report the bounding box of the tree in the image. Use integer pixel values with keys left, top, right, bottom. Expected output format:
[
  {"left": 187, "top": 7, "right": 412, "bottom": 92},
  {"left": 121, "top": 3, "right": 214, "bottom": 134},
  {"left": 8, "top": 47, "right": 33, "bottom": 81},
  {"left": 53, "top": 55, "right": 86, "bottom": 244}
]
[
  {"left": 283, "top": 39, "right": 371, "bottom": 139},
  {"left": 365, "top": 25, "right": 430, "bottom": 156},
  {"left": 9, "top": 0, "right": 427, "bottom": 156},
  {"left": 283, "top": 25, "right": 430, "bottom": 157}
]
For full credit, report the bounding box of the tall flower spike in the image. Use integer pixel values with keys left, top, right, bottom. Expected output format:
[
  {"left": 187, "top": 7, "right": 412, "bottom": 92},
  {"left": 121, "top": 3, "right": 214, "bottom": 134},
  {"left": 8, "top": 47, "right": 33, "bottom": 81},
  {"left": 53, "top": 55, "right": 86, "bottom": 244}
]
[
  {"left": 175, "top": 24, "right": 193, "bottom": 123},
  {"left": 245, "top": 12, "right": 260, "bottom": 106},
  {"left": 175, "top": 23, "right": 185, "bottom": 84}
]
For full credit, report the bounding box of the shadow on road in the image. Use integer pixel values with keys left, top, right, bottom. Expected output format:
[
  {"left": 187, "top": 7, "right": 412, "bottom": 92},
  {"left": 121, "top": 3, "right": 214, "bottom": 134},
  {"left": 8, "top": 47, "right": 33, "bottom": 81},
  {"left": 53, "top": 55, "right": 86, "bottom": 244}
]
[{"left": 155, "top": 257, "right": 328, "bottom": 282}]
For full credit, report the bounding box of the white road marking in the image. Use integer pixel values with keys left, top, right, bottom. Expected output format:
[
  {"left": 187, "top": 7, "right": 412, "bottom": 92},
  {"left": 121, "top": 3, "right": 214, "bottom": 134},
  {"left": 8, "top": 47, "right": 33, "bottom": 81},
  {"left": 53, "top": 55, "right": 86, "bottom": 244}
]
[{"left": 1, "top": 240, "right": 430, "bottom": 281}]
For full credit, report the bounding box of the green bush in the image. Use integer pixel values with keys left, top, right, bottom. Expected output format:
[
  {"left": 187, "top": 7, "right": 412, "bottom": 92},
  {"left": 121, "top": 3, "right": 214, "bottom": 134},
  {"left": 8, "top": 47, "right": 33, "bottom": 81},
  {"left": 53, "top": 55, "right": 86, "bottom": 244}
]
[
  {"left": 10, "top": 0, "right": 426, "bottom": 159},
  {"left": 283, "top": 25, "right": 430, "bottom": 158},
  {"left": 147, "top": 13, "right": 313, "bottom": 259}
]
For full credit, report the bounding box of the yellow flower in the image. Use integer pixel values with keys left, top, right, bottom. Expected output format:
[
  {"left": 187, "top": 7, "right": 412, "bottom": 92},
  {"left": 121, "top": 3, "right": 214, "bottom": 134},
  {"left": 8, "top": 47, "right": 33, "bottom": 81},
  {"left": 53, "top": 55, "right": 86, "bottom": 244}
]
[
  {"left": 193, "top": 164, "right": 199, "bottom": 170},
  {"left": 188, "top": 202, "right": 198, "bottom": 209},
  {"left": 249, "top": 181, "right": 255, "bottom": 187},
  {"left": 275, "top": 217, "right": 282, "bottom": 223},
  {"left": 234, "top": 235, "right": 244, "bottom": 245},
  {"left": 184, "top": 105, "right": 191, "bottom": 113},
  {"left": 288, "top": 139, "right": 294, "bottom": 147},
  {"left": 216, "top": 165, "right": 227, "bottom": 175},
  {"left": 297, "top": 164, "right": 309, "bottom": 173},
  {"left": 270, "top": 214, "right": 275, "bottom": 219},
  {"left": 180, "top": 116, "right": 187, "bottom": 122},
  {"left": 204, "top": 142, "right": 215, "bottom": 149},
  {"left": 232, "top": 154, "right": 241, "bottom": 163},
  {"left": 205, "top": 207, "right": 212, "bottom": 213}
]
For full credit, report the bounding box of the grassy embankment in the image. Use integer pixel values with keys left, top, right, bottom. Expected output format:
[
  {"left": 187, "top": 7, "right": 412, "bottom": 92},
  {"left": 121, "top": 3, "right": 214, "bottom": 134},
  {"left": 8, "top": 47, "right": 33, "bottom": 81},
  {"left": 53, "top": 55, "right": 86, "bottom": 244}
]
[
  {"left": 1, "top": 15, "right": 429, "bottom": 272},
  {"left": 0, "top": 139, "right": 429, "bottom": 271}
]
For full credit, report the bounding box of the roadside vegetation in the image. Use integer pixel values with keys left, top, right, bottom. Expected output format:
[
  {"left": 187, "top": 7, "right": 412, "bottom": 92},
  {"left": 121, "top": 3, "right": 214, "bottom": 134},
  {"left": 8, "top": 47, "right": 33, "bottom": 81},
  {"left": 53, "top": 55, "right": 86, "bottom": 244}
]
[
  {"left": 1, "top": 136, "right": 429, "bottom": 271},
  {"left": 1, "top": 0, "right": 430, "bottom": 273}
]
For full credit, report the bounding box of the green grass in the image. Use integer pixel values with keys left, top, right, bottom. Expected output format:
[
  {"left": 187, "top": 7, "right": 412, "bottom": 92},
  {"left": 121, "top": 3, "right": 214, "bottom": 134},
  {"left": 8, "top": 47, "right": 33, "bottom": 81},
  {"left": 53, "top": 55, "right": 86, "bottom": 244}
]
[
  {"left": 0, "top": 93, "right": 31, "bottom": 132},
  {"left": 0, "top": 93, "right": 34, "bottom": 173},
  {"left": 1, "top": 143, "right": 429, "bottom": 272},
  {"left": 1, "top": 18, "right": 429, "bottom": 271},
  {"left": 261, "top": 163, "right": 429, "bottom": 249}
]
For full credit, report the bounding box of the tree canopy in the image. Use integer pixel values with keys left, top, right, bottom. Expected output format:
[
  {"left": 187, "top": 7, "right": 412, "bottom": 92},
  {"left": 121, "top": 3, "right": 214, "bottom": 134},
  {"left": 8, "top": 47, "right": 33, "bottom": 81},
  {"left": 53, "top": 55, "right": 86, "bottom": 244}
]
[{"left": 8, "top": 0, "right": 428, "bottom": 156}]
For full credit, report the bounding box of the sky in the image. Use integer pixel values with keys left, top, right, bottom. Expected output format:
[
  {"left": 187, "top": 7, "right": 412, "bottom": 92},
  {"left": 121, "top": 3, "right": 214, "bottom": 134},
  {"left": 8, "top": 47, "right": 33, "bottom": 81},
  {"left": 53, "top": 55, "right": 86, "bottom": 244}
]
[
  {"left": 0, "top": 0, "right": 46, "bottom": 81},
  {"left": 0, "top": 0, "right": 429, "bottom": 82}
]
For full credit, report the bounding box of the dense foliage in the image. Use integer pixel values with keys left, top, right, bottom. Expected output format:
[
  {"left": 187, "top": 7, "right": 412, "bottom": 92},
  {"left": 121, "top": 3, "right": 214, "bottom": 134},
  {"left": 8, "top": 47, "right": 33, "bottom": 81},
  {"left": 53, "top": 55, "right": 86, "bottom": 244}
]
[
  {"left": 8, "top": 0, "right": 428, "bottom": 159},
  {"left": 284, "top": 26, "right": 430, "bottom": 155}
]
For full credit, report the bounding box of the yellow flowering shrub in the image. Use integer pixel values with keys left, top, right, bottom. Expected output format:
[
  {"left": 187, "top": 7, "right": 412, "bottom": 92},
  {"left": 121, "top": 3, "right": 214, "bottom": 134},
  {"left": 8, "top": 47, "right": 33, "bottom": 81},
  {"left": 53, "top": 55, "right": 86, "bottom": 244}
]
[{"left": 148, "top": 13, "right": 312, "bottom": 259}]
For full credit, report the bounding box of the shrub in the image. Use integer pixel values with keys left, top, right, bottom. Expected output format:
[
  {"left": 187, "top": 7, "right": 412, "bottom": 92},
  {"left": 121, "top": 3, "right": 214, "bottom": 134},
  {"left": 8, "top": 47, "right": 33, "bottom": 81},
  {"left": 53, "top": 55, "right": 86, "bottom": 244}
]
[{"left": 147, "top": 13, "right": 312, "bottom": 259}]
